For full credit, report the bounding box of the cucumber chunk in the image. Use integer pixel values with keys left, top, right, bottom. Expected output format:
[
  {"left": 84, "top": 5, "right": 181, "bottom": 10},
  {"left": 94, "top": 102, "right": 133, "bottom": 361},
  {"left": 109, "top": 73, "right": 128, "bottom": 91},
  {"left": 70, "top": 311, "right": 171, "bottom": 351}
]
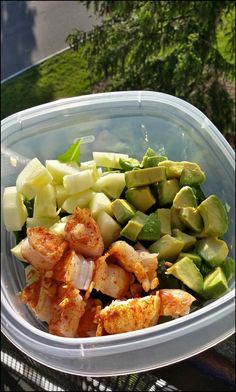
[
  {"left": 3, "top": 187, "right": 28, "bottom": 231},
  {"left": 16, "top": 158, "right": 53, "bottom": 199},
  {"left": 96, "top": 210, "right": 121, "bottom": 248},
  {"left": 93, "top": 152, "right": 129, "bottom": 169},
  {"left": 94, "top": 173, "right": 126, "bottom": 199}
]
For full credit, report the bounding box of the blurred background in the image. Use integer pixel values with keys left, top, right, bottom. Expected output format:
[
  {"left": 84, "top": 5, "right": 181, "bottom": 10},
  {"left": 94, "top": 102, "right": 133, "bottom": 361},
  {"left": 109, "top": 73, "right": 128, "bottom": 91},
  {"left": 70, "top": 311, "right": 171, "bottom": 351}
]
[{"left": 1, "top": 0, "right": 235, "bottom": 148}]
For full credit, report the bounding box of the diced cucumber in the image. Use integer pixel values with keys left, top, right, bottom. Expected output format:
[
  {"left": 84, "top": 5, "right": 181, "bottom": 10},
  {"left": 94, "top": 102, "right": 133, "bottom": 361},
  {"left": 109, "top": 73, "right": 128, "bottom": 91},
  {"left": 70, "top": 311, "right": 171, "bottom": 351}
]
[
  {"left": 89, "top": 192, "right": 113, "bottom": 219},
  {"left": 55, "top": 185, "right": 69, "bottom": 209},
  {"left": 93, "top": 152, "right": 129, "bottom": 169},
  {"left": 46, "top": 160, "right": 79, "bottom": 184},
  {"left": 3, "top": 187, "right": 28, "bottom": 231},
  {"left": 94, "top": 173, "right": 126, "bottom": 199},
  {"left": 63, "top": 169, "right": 95, "bottom": 194},
  {"left": 62, "top": 190, "right": 95, "bottom": 213},
  {"left": 96, "top": 210, "right": 122, "bottom": 248},
  {"left": 33, "top": 184, "right": 57, "bottom": 218},
  {"left": 16, "top": 158, "right": 53, "bottom": 199},
  {"left": 27, "top": 216, "right": 59, "bottom": 228},
  {"left": 49, "top": 222, "right": 66, "bottom": 235},
  {"left": 80, "top": 160, "right": 101, "bottom": 180},
  {"left": 11, "top": 240, "right": 27, "bottom": 262}
]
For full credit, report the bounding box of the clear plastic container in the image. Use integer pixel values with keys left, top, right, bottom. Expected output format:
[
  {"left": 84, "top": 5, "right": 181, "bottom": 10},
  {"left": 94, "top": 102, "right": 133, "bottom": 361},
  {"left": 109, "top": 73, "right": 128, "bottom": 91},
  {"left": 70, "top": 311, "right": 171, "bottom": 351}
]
[{"left": 1, "top": 91, "right": 235, "bottom": 376}]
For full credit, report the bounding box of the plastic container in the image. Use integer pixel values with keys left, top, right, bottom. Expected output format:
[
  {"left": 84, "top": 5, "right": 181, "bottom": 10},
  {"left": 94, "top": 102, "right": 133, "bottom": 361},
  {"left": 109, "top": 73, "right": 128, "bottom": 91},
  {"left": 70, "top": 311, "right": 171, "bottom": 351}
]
[{"left": 1, "top": 91, "right": 235, "bottom": 376}]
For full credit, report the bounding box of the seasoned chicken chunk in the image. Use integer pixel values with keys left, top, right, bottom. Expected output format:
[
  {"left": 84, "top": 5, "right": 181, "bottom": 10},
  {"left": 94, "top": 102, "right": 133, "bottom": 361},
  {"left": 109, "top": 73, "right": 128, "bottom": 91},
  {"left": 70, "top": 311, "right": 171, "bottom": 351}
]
[
  {"left": 48, "top": 284, "right": 86, "bottom": 337},
  {"left": 53, "top": 249, "right": 94, "bottom": 290},
  {"left": 95, "top": 292, "right": 160, "bottom": 335},
  {"left": 108, "top": 241, "right": 157, "bottom": 292},
  {"left": 93, "top": 253, "right": 131, "bottom": 298},
  {"left": 21, "top": 277, "right": 57, "bottom": 322},
  {"left": 159, "top": 289, "right": 196, "bottom": 317},
  {"left": 21, "top": 227, "right": 68, "bottom": 272},
  {"left": 64, "top": 207, "right": 104, "bottom": 258}
]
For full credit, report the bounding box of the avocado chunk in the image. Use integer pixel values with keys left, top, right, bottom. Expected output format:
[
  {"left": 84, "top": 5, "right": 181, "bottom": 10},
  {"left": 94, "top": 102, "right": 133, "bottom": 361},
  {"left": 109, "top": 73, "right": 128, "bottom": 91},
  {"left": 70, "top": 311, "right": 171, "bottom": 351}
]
[
  {"left": 148, "top": 234, "right": 184, "bottom": 260},
  {"left": 142, "top": 155, "right": 168, "bottom": 167},
  {"left": 125, "top": 166, "right": 166, "bottom": 188},
  {"left": 119, "top": 157, "right": 140, "bottom": 171},
  {"left": 179, "top": 166, "right": 206, "bottom": 186},
  {"left": 158, "top": 179, "right": 180, "bottom": 206},
  {"left": 141, "top": 147, "right": 167, "bottom": 167},
  {"left": 172, "top": 229, "right": 197, "bottom": 251},
  {"left": 203, "top": 267, "right": 228, "bottom": 299},
  {"left": 221, "top": 258, "right": 235, "bottom": 282},
  {"left": 170, "top": 206, "right": 186, "bottom": 231},
  {"left": 138, "top": 213, "right": 161, "bottom": 241},
  {"left": 159, "top": 160, "right": 204, "bottom": 180},
  {"left": 120, "top": 211, "right": 148, "bottom": 242},
  {"left": 179, "top": 207, "right": 204, "bottom": 232},
  {"left": 173, "top": 186, "right": 197, "bottom": 209},
  {"left": 125, "top": 186, "right": 156, "bottom": 212},
  {"left": 156, "top": 208, "right": 171, "bottom": 236},
  {"left": 177, "top": 252, "right": 202, "bottom": 269},
  {"left": 165, "top": 256, "right": 203, "bottom": 294},
  {"left": 197, "top": 195, "right": 228, "bottom": 237},
  {"left": 111, "top": 199, "right": 136, "bottom": 224},
  {"left": 195, "top": 237, "right": 229, "bottom": 267}
]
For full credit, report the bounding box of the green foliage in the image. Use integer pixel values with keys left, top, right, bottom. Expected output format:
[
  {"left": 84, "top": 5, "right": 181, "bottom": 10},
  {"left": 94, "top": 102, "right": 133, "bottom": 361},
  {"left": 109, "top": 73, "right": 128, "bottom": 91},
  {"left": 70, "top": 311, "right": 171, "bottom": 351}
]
[
  {"left": 67, "top": 0, "right": 235, "bottom": 140},
  {"left": 57, "top": 139, "right": 81, "bottom": 164},
  {"left": 1, "top": 49, "right": 99, "bottom": 120}
]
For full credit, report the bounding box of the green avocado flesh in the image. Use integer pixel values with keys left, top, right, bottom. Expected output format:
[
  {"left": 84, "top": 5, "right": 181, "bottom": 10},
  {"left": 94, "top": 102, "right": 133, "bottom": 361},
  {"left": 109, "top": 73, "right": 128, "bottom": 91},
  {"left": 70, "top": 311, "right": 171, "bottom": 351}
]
[
  {"left": 125, "top": 186, "right": 156, "bottom": 212},
  {"left": 196, "top": 237, "right": 229, "bottom": 267},
  {"left": 166, "top": 256, "right": 203, "bottom": 294},
  {"left": 111, "top": 199, "right": 136, "bottom": 224},
  {"left": 203, "top": 267, "right": 228, "bottom": 299},
  {"left": 197, "top": 195, "right": 228, "bottom": 237},
  {"left": 125, "top": 166, "right": 166, "bottom": 188}
]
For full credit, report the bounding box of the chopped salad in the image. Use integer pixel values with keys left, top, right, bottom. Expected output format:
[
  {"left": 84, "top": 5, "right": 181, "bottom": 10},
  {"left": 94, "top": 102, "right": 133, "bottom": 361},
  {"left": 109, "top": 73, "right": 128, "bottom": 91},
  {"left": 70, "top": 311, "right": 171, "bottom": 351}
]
[{"left": 3, "top": 141, "right": 235, "bottom": 338}]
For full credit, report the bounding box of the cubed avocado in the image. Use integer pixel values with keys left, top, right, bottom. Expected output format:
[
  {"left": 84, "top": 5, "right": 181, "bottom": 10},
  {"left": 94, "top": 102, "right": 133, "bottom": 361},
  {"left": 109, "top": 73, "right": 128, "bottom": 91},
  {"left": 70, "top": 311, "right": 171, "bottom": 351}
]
[
  {"left": 120, "top": 211, "right": 148, "bottom": 242},
  {"left": 203, "top": 267, "right": 228, "bottom": 299},
  {"left": 197, "top": 195, "right": 228, "bottom": 237},
  {"left": 119, "top": 158, "right": 140, "bottom": 171},
  {"left": 125, "top": 187, "right": 156, "bottom": 212},
  {"left": 159, "top": 160, "right": 204, "bottom": 180},
  {"left": 177, "top": 252, "right": 202, "bottom": 269},
  {"left": 170, "top": 206, "right": 186, "bottom": 231},
  {"left": 165, "top": 256, "right": 203, "bottom": 294},
  {"left": 158, "top": 179, "right": 180, "bottom": 206},
  {"left": 179, "top": 166, "right": 206, "bottom": 186},
  {"left": 221, "top": 258, "right": 235, "bottom": 282},
  {"left": 173, "top": 186, "right": 197, "bottom": 209},
  {"left": 196, "top": 237, "right": 229, "bottom": 267},
  {"left": 179, "top": 207, "right": 204, "bottom": 232},
  {"left": 172, "top": 228, "right": 197, "bottom": 251},
  {"left": 111, "top": 199, "right": 136, "bottom": 224},
  {"left": 138, "top": 213, "right": 161, "bottom": 241},
  {"left": 142, "top": 155, "right": 168, "bottom": 167},
  {"left": 125, "top": 166, "right": 166, "bottom": 188},
  {"left": 156, "top": 208, "right": 171, "bottom": 236},
  {"left": 148, "top": 234, "right": 184, "bottom": 260}
]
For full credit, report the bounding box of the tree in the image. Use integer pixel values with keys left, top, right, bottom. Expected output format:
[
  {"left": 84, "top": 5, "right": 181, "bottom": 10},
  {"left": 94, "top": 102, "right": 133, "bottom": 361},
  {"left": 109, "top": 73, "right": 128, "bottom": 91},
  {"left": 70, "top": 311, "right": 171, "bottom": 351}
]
[{"left": 67, "top": 1, "right": 235, "bottom": 143}]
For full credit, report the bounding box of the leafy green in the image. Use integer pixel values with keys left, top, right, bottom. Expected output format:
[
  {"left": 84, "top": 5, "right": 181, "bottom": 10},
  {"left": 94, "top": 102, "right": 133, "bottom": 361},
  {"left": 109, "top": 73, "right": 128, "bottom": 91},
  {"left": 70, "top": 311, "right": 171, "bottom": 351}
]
[{"left": 57, "top": 139, "right": 81, "bottom": 164}]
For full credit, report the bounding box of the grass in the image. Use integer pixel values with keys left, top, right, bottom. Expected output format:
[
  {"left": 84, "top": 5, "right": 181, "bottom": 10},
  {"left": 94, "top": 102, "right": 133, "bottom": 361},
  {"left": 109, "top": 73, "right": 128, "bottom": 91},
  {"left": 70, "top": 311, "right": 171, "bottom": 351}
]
[{"left": 1, "top": 48, "right": 97, "bottom": 120}]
